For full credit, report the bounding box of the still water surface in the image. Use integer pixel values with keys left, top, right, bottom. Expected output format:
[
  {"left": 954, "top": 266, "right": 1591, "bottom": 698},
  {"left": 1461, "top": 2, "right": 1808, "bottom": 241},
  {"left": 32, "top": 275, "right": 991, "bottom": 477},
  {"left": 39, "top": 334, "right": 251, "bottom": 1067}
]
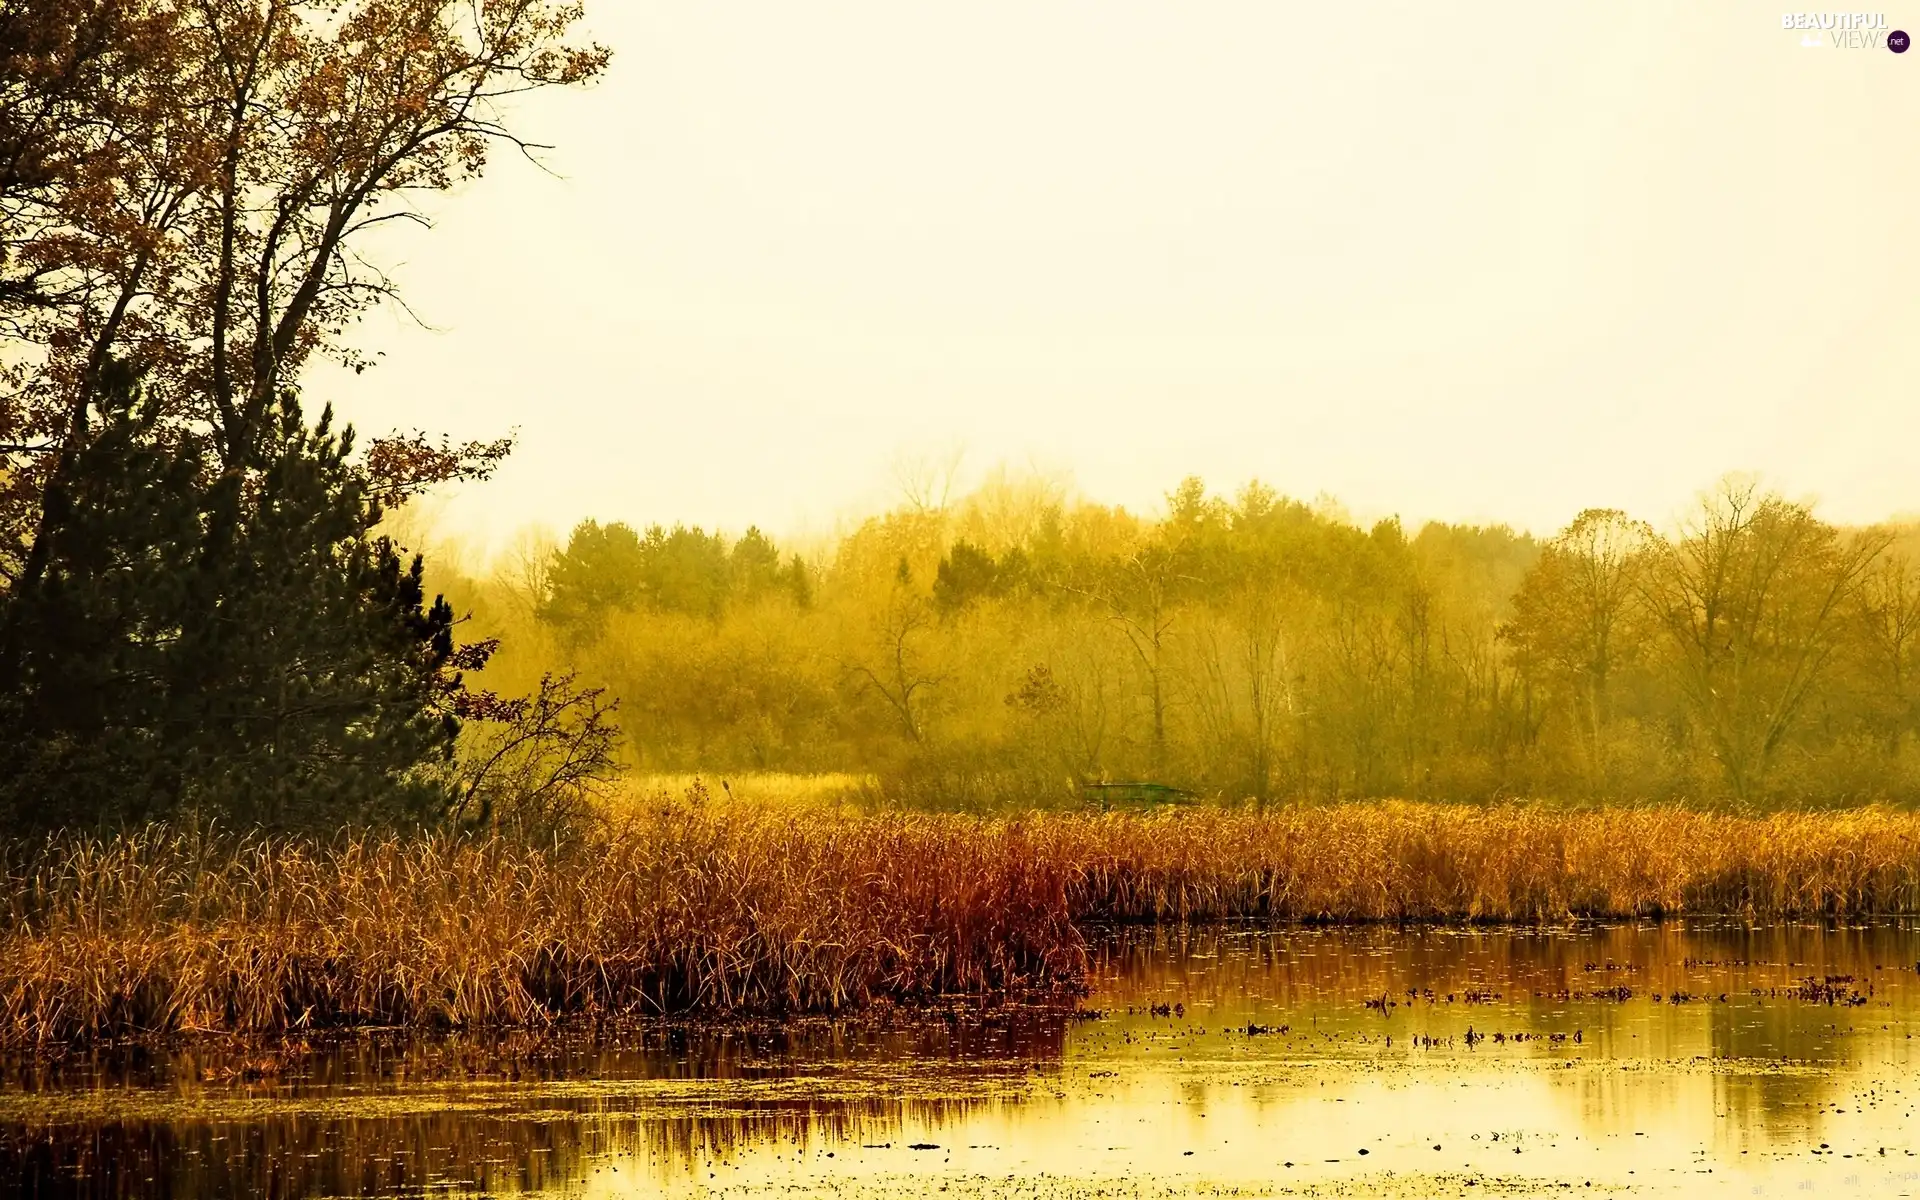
[{"left": 6, "top": 921, "right": 1920, "bottom": 1197}]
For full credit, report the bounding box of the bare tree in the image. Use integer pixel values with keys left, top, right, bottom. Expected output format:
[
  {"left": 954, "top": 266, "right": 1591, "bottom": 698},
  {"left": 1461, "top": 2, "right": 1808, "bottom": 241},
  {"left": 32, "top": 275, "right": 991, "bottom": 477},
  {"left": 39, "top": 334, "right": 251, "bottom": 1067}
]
[
  {"left": 492, "top": 523, "right": 558, "bottom": 621},
  {"left": 847, "top": 577, "right": 944, "bottom": 743},
  {"left": 890, "top": 445, "right": 965, "bottom": 518},
  {"left": 451, "top": 671, "right": 620, "bottom": 836},
  {"left": 1852, "top": 543, "right": 1920, "bottom": 749},
  {"left": 1063, "top": 541, "right": 1188, "bottom": 774},
  {"left": 1642, "top": 479, "right": 1887, "bottom": 801},
  {"left": 1503, "top": 508, "right": 1653, "bottom": 789}
]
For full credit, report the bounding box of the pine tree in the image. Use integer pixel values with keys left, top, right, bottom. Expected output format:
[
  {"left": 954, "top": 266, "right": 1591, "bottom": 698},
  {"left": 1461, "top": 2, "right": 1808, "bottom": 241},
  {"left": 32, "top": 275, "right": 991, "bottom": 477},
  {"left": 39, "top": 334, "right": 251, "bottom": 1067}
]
[{"left": 0, "top": 375, "right": 469, "bottom": 831}]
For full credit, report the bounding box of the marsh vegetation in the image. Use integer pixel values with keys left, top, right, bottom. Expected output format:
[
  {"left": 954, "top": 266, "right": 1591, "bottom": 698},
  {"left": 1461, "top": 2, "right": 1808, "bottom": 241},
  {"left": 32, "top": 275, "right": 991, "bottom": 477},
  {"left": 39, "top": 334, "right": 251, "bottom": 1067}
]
[{"left": 8, "top": 792, "right": 1920, "bottom": 1045}]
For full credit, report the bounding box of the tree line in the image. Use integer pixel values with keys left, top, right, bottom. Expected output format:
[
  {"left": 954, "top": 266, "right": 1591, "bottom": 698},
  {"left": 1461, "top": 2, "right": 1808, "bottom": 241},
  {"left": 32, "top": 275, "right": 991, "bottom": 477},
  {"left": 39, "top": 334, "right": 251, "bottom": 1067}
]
[{"left": 460, "top": 473, "right": 1920, "bottom": 808}]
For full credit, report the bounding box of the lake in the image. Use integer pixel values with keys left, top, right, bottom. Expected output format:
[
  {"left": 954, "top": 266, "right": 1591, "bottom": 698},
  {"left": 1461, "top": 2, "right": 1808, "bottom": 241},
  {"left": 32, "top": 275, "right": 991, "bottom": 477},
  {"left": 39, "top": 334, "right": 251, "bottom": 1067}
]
[{"left": 5, "top": 920, "right": 1919, "bottom": 1197}]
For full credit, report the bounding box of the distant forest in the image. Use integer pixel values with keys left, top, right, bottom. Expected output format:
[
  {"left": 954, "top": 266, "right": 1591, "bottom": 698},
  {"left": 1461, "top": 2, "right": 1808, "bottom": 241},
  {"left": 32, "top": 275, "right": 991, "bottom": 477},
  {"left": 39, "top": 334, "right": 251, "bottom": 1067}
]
[{"left": 442, "top": 473, "right": 1920, "bottom": 808}]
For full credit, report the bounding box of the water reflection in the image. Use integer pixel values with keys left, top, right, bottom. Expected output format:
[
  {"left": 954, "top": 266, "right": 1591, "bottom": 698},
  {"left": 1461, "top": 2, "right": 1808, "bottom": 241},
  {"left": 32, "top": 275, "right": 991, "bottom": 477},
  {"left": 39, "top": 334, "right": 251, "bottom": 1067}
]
[{"left": 4, "top": 920, "right": 1919, "bottom": 1196}]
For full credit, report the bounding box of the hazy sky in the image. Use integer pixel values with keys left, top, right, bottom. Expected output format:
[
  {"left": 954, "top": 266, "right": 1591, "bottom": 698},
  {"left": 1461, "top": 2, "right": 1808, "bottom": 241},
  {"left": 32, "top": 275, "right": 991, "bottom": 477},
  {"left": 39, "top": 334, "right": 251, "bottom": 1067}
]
[{"left": 312, "top": 1, "right": 1920, "bottom": 553}]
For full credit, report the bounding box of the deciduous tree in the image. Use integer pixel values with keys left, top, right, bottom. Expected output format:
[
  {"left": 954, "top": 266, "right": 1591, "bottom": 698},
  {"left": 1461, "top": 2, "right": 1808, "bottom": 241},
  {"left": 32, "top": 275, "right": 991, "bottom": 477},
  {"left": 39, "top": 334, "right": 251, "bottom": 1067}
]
[
  {"left": 2, "top": 0, "right": 608, "bottom": 587},
  {"left": 1504, "top": 508, "right": 1652, "bottom": 789},
  {"left": 1643, "top": 479, "right": 1886, "bottom": 801}
]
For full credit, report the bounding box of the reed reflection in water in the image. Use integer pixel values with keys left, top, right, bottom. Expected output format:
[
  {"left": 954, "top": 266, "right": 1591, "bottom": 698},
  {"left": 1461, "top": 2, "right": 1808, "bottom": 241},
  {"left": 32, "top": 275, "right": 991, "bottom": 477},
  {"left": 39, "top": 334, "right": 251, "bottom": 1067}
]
[{"left": 5, "top": 919, "right": 1920, "bottom": 1197}]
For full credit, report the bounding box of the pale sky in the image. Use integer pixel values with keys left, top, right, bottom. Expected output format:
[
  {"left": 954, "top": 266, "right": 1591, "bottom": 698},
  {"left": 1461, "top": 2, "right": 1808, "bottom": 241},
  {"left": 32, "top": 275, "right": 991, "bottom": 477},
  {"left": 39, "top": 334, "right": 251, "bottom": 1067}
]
[{"left": 311, "top": 1, "right": 1920, "bottom": 554}]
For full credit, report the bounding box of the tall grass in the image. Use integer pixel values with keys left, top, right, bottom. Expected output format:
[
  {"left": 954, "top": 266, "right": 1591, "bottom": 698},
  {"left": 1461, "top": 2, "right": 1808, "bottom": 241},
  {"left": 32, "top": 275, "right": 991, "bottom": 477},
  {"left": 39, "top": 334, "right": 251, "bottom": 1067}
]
[
  {"left": 1052, "top": 803, "right": 1920, "bottom": 922},
  {"left": 0, "top": 801, "right": 1082, "bottom": 1046},
  {"left": 5, "top": 799, "right": 1920, "bottom": 1044}
]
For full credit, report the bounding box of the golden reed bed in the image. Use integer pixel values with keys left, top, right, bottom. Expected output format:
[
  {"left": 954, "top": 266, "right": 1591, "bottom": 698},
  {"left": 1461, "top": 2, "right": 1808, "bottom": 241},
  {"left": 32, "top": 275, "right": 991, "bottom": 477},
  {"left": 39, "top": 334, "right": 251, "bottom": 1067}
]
[{"left": 4, "top": 801, "right": 1920, "bottom": 1044}]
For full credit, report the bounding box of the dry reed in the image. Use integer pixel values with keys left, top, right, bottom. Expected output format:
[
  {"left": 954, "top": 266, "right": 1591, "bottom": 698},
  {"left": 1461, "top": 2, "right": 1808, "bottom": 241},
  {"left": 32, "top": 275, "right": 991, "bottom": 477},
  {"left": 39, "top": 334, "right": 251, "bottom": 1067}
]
[
  {"left": 0, "top": 801, "right": 1081, "bottom": 1045},
  {"left": 5, "top": 799, "right": 1920, "bottom": 1045},
  {"left": 1049, "top": 802, "right": 1920, "bottom": 922}
]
